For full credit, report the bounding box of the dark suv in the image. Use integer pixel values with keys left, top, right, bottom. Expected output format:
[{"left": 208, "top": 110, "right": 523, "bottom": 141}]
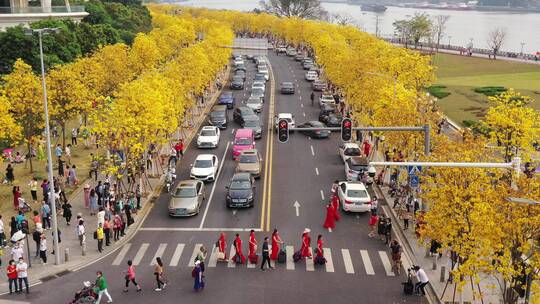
[
  {"left": 233, "top": 107, "right": 256, "bottom": 126},
  {"left": 280, "top": 82, "right": 295, "bottom": 94},
  {"left": 226, "top": 172, "right": 255, "bottom": 208},
  {"left": 208, "top": 105, "right": 228, "bottom": 129},
  {"left": 230, "top": 75, "right": 244, "bottom": 90}
]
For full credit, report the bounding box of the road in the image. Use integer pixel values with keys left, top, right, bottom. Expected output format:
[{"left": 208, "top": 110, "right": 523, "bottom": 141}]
[{"left": 2, "top": 48, "right": 427, "bottom": 304}]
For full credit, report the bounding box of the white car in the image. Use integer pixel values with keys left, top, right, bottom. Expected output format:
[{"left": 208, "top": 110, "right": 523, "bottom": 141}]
[
  {"left": 305, "top": 71, "right": 318, "bottom": 81},
  {"left": 286, "top": 48, "right": 297, "bottom": 56},
  {"left": 319, "top": 94, "right": 336, "bottom": 107},
  {"left": 344, "top": 156, "right": 372, "bottom": 184},
  {"left": 252, "top": 81, "right": 266, "bottom": 93},
  {"left": 337, "top": 181, "right": 372, "bottom": 212},
  {"left": 274, "top": 113, "right": 295, "bottom": 131},
  {"left": 258, "top": 68, "right": 269, "bottom": 81},
  {"left": 190, "top": 154, "right": 219, "bottom": 182},
  {"left": 339, "top": 143, "right": 361, "bottom": 163},
  {"left": 246, "top": 96, "right": 263, "bottom": 113},
  {"left": 197, "top": 126, "right": 220, "bottom": 148},
  {"left": 234, "top": 59, "right": 244, "bottom": 66}
]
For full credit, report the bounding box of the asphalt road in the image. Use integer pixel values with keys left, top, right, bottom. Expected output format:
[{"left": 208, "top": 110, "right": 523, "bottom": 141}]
[{"left": 2, "top": 50, "right": 427, "bottom": 304}]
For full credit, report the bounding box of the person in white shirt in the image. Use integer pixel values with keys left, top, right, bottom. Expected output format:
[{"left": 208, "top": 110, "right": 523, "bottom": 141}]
[
  {"left": 11, "top": 242, "right": 24, "bottom": 261},
  {"left": 16, "top": 257, "right": 29, "bottom": 293},
  {"left": 413, "top": 266, "right": 429, "bottom": 296},
  {"left": 39, "top": 234, "right": 47, "bottom": 264},
  {"left": 97, "top": 207, "right": 105, "bottom": 228},
  {"left": 0, "top": 215, "right": 5, "bottom": 247},
  {"left": 77, "top": 220, "right": 86, "bottom": 246}
]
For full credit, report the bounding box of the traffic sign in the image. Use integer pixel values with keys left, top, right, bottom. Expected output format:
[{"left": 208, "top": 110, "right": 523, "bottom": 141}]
[
  {"left": 407, "top": 165, "right": 422, "bottom": 175},
  {"left": 409, "top": 175, "right": 420, "bottom": 188}
]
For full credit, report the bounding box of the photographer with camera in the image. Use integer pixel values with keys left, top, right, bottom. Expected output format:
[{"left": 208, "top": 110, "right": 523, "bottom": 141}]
[{"left": 410, "top": 265, "right": 429, "bottom": 296}]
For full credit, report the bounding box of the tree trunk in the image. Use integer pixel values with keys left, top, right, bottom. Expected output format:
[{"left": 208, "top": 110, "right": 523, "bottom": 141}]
[
  {"left": 27, "top": 140, "right": 34, "bottom": 173},
  {"left": 61, "top": 122, "right": 66, "bottom": 149}
]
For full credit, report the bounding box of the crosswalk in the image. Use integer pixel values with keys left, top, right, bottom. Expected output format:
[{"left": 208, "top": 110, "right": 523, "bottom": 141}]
[{"left": 111, "top": 242, "right": 400, "bottom": 277}]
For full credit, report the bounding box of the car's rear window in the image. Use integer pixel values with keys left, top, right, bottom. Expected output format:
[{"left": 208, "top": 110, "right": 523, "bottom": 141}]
[
  {"left": 200, "top": 130, "right": 216, "bottom": 136},
  {"left": 345, "top": 148, "right": 361, "bottom": 156},
  {"left": 239, "top": 154, "right": 258, "bottom": 163},
  {"left": 235, "top": 138, "right": 252, "bottom": 146},
  {"left": 347, "top": 190, "right": 368, "bottom": 198},
  {"left": 174, "top": 187, "right": 196, "bottom": 198}
]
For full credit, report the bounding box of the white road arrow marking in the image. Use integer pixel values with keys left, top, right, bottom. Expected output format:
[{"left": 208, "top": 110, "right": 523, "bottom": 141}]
[{"left": 293, "top": 201, "right": 300, "bottom": 217}]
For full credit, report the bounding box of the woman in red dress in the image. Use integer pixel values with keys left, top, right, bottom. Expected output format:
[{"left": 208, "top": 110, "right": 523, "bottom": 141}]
[
  {"left": 300, "top": 228, "right": 312, "bottom": 259},
  {"left": 331, "top": 194, "right": 341, "bottom": 221},
  {"left": 323, "top": 203, "right": 335, "bottom": 229},
  {"left": 270, "top": 229, "right": 283, "bottom": 260},
  {"left": 316, "top": 234, "right": 324, "bottom": 258},
  {"left": 13, "top": 186, "right": 21, "bottom": 209},
  {"left": 218, "top": 232, "right": 227, "bottom": 260},
  {"left": 248, "top": 229, "right": 257, "bottom": 261},
  {"left": 232, "top": 233, "right": 246, "bottom": 264}
]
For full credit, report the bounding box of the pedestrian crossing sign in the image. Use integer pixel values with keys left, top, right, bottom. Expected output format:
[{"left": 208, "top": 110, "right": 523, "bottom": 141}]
[{"left": 407, "top": 165, "right": 422, "bottom": 175}]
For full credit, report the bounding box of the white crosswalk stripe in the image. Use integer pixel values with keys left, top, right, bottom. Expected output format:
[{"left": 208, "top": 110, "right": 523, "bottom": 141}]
[
  {"left": 324, "top": 248, "right": 334, "bottom": 273},
  {"left": 228, "top": 246, "right": 236, "bottom": 268},
  {"left": 169, "top": 244, "right": 185, "bottom": 267},
  {"left": 360, "top": 250, "right": 375, "bottom": 275},
  {"left": 306, "top": 248, "right": 314, "bottom": 271},
  {"left": 286, "top": 245, "right": 295, "bottom": 270},
  {"left": 150, "top": 243, "right": 167, "bottom": 265},
  {"left": 379, "top": 251, "right": 395, "bottom": 276},
  {"left": 112, "top": 243, "right": 131, "bottom": 266},
  {"left": 188, "top": 244, "right": 203, "bottom": 267},
  {"left": 208, "top": 245, "right": 219, "bottom": 268},
  {"left": 133, "top": 243, "right": 149, "bottom": 266},
  {"left": 341, "top": 249, "right": 355, "bottom": 274}
]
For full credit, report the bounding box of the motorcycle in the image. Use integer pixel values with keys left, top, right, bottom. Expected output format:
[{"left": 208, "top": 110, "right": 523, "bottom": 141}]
[
  {"left": 165, "top": 167, "right": 176, "bottom": 193},
  {"left": 69, "top": 281, "right": 97, "bottom": 304}
]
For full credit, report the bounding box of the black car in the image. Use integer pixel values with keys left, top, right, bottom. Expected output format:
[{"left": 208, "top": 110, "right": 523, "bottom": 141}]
[
  {"left": 235, "top": 63, "right": 247, "bottom": 72},
  {"left": 233, "top": 107, "right": 256, "bottom": 126},
  {"left": 235, "top": 70, "right": 246, "bottom": 81},
  {"left": 226, "top": 172, "right": 255, "bottom": 208},
  {"left": 208, "top": 105, "right": 228, "bottom": 129},
  {"left": 323, "top": 113, "right": 343, "bottom": 127},
  {"left": 297, "top": 121, "right": 331, "bottom": 139},
  {"left": 230, "top": 75, "right": 244, "bottom": 90},
  {"left": 303, "top": 61, "right": 314, "bottom": 70},
  {"left": 318, "top": 104, "right": 337, "bottom": 121},
  {"left": 243, "top": 116, "right": 262, "bottom": 139},
  {"left": 280, "top": 82, "right": 295, "bottom": 94}
]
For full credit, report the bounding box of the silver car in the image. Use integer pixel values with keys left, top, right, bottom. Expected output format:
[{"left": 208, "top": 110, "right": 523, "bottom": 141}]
[
  {"left": 168, "top": 180, "right": 205, "bottom": 217},
  {"left": 246, "top": 96, "right": 263, "bottom": 113}
]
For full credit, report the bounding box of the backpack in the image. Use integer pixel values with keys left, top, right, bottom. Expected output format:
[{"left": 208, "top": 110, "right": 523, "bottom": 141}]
[{"left": 191, "top": 268, "right": 197, "bottom": 278}]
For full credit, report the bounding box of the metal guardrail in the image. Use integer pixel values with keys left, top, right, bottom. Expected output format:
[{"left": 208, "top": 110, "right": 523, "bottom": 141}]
[{"left": 0, "top": 5, "right": 86, "bottom": 14}]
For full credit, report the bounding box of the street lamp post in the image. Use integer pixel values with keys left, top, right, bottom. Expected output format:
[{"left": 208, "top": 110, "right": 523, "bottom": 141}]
[
  {"left": 447, "top": 36, "right": 452, "bottom": 48},
  {"left": 24, "top": 27, "right": 62, "bottom": 265},
  {"left": 520, "top": 42, "right": 526, "bottom": 55}
]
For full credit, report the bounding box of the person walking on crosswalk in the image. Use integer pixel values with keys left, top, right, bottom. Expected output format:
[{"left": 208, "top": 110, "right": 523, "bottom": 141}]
[
  {"left": 123, "top": 260, "right": 141, "bottom": 292},
  {"left": 154, "top": 257, "right": 166, "bottom": 291},
  {"left": 270, "top": 229, "right": 283, "bottom": 261},
  {"left": 331, "top": 195, "right": 341, "bottom": 221},
  {"left": 300, "top": 228, "right": 312, "bottom": 259},
  {"left": 323, "top": 203, "right": 336, "bottom": 230},
  {"left": 193, "top": 260, "right": 204, "bottom": 292},
  {"left": 248, "top": 230, "right": 258, "bottom": 264},
  {"left": 260, "top": 237, "right": 272, "bottom": 271},
  {"left": 95, "top": 271, "right": 113, "bottom": 304},
  {"left": 196, "top": 245, "right": 207, "bottom": 273},
  {"left": 217, "top": 232, "right": 227, "bottom": 261},
  {"left": 314, "top": 235, "right": 326, "bottom": 266},
  {"left": 232, "top": 234, "right": 246, "bottom": 264}
]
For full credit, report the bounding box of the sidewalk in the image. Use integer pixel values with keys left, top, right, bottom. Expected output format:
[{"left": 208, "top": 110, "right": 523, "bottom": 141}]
[{"left": 0, "top": 67, "right": 229, "bottom": 295}]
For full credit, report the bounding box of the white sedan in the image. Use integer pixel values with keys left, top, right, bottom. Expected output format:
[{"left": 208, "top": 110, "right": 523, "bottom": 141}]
[
  {"left": 319, "top": 94, "right": 336, "bottom": 107},
  {"left": 252, "top": 81, "right": 266, "bottom": 93},
  {"left": 197, "top": 126, "right": 220, "bottom": 148},
  {"left": 339, "top": 142, "right": 361, "bottom": 163},
  {"left": 190, "top": 154, "right": 219, "bottom": 182},
  {"left": 337, "top": 181, "right": 372, "bottom": 213},
  {"left": 305, "top": 71, "right": 318, "bottom": 81}
]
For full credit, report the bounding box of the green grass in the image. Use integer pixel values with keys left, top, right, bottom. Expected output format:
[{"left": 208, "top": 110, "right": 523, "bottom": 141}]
[{"left": 431, "top": 53, "right": 540, "bottom": 126}]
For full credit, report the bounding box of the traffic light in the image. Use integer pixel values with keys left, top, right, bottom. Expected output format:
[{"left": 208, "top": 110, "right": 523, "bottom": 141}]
[
  {"left": 277, "top": 119, "right": 289, "bottom": 143},
  {"left": 341, "top": 118, "right": 352, "bottom": 141}
]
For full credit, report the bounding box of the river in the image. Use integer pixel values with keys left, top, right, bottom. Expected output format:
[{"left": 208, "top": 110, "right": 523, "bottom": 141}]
[{"left": 179, "top": 0, "right": 540, "bottom": 53}]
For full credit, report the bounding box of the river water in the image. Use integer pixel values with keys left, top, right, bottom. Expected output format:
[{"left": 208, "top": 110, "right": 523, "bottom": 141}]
[{"left": 180, "top": 0, "right": 540, "bottom": 53}]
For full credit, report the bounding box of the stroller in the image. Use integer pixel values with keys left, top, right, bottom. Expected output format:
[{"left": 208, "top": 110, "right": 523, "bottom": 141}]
[
  {"left": 18, "top": 197, "right": 32, "bottom": 213},
  {"left": 69, "top": 281, "right": 97, "bottom": 304}
]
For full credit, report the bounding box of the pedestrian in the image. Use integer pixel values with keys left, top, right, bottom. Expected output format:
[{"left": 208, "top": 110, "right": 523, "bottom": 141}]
[
  {"left": 13, "top": 186, "right": 21, "bottom": 210},
  {"left": 330, "top": 180, "right": 339, "bottom": 194},
  {"left": 41, "top": 201, "right": 51, "bottom": 229},
  {"left": 248, "top": 230, "right": 258, "bottom": 263},
  {"left": 390, "top": 240, "right": 402, "bottom": 275},
  {"left": 123, "top": 260, "right": 141, "bottom": 292},
  {"left": 0, "top": 215, "right": 4, "bottom": 248},
  {"left": 95, "top": 271, "right": 113, "bottom": 304},
  {"left": 401, "top": 210, "right": 411, "bottom": 230},
  {"left": 39, "top": 234, "right": 47, "bottom": 264},
  {"left": 16, "top": 257, "right": 29, "bottom": 294},
  {"left": 377, "top": 216, "right": 386, "bottom": 241},
  {"left": 28, "top": 178, "right": 38, "bottom": 204},
  {"left": 65, "top": 144, "right": 72, "bottom": 165},
  {"left": 429, "top": 239, "right": 442, "bottom": 258},
  {"left": 89, "top": 189, "right": 98, "bottom": 216},
  {"left": 97, "top": 223, "right": 104, "bottom": 252},
  {"left": 174, "top": 140, "right": 184, "bottom": 158},
  {"left": 310, "top": 91, "right": 315, "bottom": 106},
  {"left": 89, "top": 156, "right": 99, "bottom": 181},
  {"left": 5, "top": 164, "right": 14, "bottom": 185},
  {"left": 32, "top": 228, "right": 41, "bottom": 257},
  {"left": 232, "top": 233, "right": 246, "bottom": 264},
  {"left": 97, "top": 206, "right": 105, "bottom": 228},
  {"left": 368, "top": 213, "right": 378, "bottom": 238},
  {"left": 83, "top": 184, "right": 90, "bottom": 209},
  {"left": 135, "top": 185, "right": 141, "bottom": 210},
  {"left": 384, "top": 218, "right": 392, "bottom": 245},
  {"left": 331, "top": 194, "right": 341, "bottom": 221},
  {"left": 195, "top": 245, "right": 207, "bottom": 273},
  {"left": 15, "top": 210, "right": 25, "bottom": 228},
  {"left": 11, "top": 242, "right": 24, "bottom": 262},
  {"left": 300, "top": 228, "right": 312, "bottom": 259},
  {"left": 77, "top": 219, "right": 86, "bottom": 247},
  {"left": 412, "top": 266, "right": 429, "bottom": 296},
  {"left": 124, "top": 203, "right": 133, "bottom": 227},
  {"left": 270, "top": 229, "right": 283, "bottom": 261},
  {"left": 193, "top": 260, "right": 204, "bottom": 291},
  {"left": 323, "top": 203, "right": 336, "bottom": 230},
  {"left": 314, "top": 235, "right": 325, "bottom": 265},
  {"left": 68, "top": 165, "right": 78, "bottom": 186},
  {"left": 153, "top": 257, "right": 166, "bottom": 291},
  {"left": 217, "top": 232, "right": 227, "bottom": 261},
  {"left": 55, "top": 144, "right": 62, "bottom": 159},
  {"left": 362, "top": 140, "right": 371, "bottom": 158},
  {"left": 113, "top": 214, "right": 121, "bottom": 241},
  {"left": 62, "top": 201, "right": 72, "bottom": 225},
  {"left": 260, "top": 237, "right": 272, "bottom": 271},
  {"left": 71, "top": 128, "right": 78, "bottom": 145},
  {"left": 104, "top": 217, "right": 111, "bottom": 246},
  {"left": 7, "top": 259, "right": 18, "bottom": 294},
  {"left": 41, "top": 179, "right": 48, "bottom": 202},
  {"left": 370, "top": 197, "right": 378, "bottom": 214},
  {"left": 9, "top": 216, "right": 17, "bottom": 238}
]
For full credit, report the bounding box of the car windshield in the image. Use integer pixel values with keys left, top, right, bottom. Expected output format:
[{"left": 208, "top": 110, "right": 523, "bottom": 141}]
[
  {"left": 345, "top": 148, "right": 361, "bottom": 156},
  {"left": 174, "top": 187, "right": 196, "bottom": 198},
  {"left": 210, "top": 112, "right": 225, "bottom": 118},
  {"left": 221, "top": 92, "right": 233, "bottom": 98},
  {"left": 244, "top": 120, "right": 259, "bottom": 127},
  {"left": 200, "top": 130, "right": 216, "bottom": 136},
  {"left": 310, "top": 122, "right": 324, "bottom": 127},
  {"left": 347, "top": 190, "right": 369, "bottom": 198},
  {"left": 230, "top": 180, "right": 251, "bottom": 190},
  {"left": 233, "top": 76, "right": 243, "bottom": 82},
  {"left": 235, "top": 137, "right": 252, "bottom": 145},
  {"left": 247, "top": 98, "right": 260, "bottom": 104},
  {"left": 194, "top": 159, "right": 212, "bottom": 168},
  {"left": 282, "top": 83, "right": 293, "bottom": 88},
  {"left": 239, "top": 154, "right": 258, "bottom": 163},
  {"left": 252, "top": 88, "right": 264, "bottom": 95},
  {"left": 350, "top": 164, "right": 367, "bottom": 171}
]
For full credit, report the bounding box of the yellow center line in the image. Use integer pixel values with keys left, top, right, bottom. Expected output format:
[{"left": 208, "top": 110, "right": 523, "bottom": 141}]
[{"left": 265, "top": 62, "right": 276, "bottom": 232}]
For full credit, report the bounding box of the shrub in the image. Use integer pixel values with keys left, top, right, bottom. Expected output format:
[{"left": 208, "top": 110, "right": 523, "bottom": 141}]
[
  {"left": 426, "top": 85, "right": 451, "bottom": 99},
  {"left": 473, "top": 86, "right": 507, "bottom": 96}
]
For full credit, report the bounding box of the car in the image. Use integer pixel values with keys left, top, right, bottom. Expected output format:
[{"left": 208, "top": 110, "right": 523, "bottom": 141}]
[
  {"left": 250, "top": 87, "right": 265, "bottom": 103},
  {"left": 234, "top": 70, "right": 246, "bottom": 81},
  {"left": 309, "top": 65, "right": 320, "bottom": 74},
  {"left": 255, "top": 57, "right": 267, "bottom": 66},
  {"left": 286, "top": 48, "right": 297, "bottom": 57},
  {"left": 319, "top": 103, "right": 336, "bottom": 121},
  {"left": 208, "top": 105, "right": 227, "bottom": 129},
  {"left": 339, "top": 143, "right": 361, "bottom": 163},
  {"left": 344, "top": 156, "right": 371, "bottom": 182},
  {"left": 234, "top": 63, "right": 247, "bottom": 72},
  {"left": 246, "top": 54, "right": 254, "bottom": 60},
  {"left": 296, "top": 121, "right": 331, "bottom": 138},
  {"left": 243, "top": 116, "right": 262, "bottom": 139},
  {"left": 323, "top": 113, "right": 343, "bottom": 127},
  {"left": 233, "top": 129, "right": 255, "bottom": 160},
  {"left": 252, "top": 81, "right": 266, "bottom": 93},
  {"left": 276, "top": 45, "right": 287, "bottom": 53},
  {"left": 233, "top": 106, "right": 256, "bottom": 126},
  {"left": 254, "top": 73, "right": 267, "bottom": 83},
  {"left": 305, "top": 71, "right": 318, "bottom": 81},
  {"left": 274, "top": 113, "right": 295, "bottom": 131},
  {"left": 294, "top": 53, "right": 305, "bottom": 61},
  {"left": 252, "top": 55, "right": 262, "bottom": 63},
  {"left": 303, "top": 61, "right": 314, "bottom": 70},
  {"left": 197, "top": 126, "right": 220, "bottom": 148},
  {"left": 319, "top": 94, "right": 336, "bottom": 107},
  {"left": 226, "top": 172, "right": 256, "bottom": 208},
  {"left": 218, "top": 91, "right": 235, "bottom": 109},
  {"left": 258, "top": 69, "right": 269, "bottom": 81},
  {"left": 233, "top": 59, "right": 244, "bottom": 66},
  {"left": 245, "top": 96, "right": 263, "bottom": 113},
  {"left": 236, "top": 149, "right": 262, "bottom": 178},
  {"left": 168, "top": 180, "right": 205, "bottom": 217},
  {"left": 280, "top": 82, "right": 295, "bottom": 94},
  {"left": 190, "top": 154, "right": 219, "bottom": 182},
  {"left": 230, "top": 75, "right": 244, "bottom": 90},
  {"left": 312, "top": 80, "right": 327, "bottom": 91},
  {"left": 336, "top": 181, "right": 372, "bottom": 213},
  {"left": 257, "top": 63, "right": 267, "bottom": 70}
]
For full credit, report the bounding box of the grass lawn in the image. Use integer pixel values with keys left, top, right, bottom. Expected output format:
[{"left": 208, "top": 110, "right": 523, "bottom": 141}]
[{"left": 431, "top": 53, "right": 540, "bottom": 126}]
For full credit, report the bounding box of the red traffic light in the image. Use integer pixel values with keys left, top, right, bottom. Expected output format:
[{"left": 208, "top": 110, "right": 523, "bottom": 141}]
[
  {"left": 278, "top": 119, "right": 289, "bottom": 143},
  {"left": 341, "top": 118, "right": 352, "bottom": 142},
  {"left": 279, "top": 121, "right": 287, "bottom": 129},
  {"left": 343, "top": 120, "right": 351, "bottom": 128}
]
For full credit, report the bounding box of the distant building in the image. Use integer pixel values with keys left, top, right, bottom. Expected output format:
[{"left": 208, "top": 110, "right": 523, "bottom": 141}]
[{"left": 0, "top": 0, "right": 88, "bottom": 30}]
